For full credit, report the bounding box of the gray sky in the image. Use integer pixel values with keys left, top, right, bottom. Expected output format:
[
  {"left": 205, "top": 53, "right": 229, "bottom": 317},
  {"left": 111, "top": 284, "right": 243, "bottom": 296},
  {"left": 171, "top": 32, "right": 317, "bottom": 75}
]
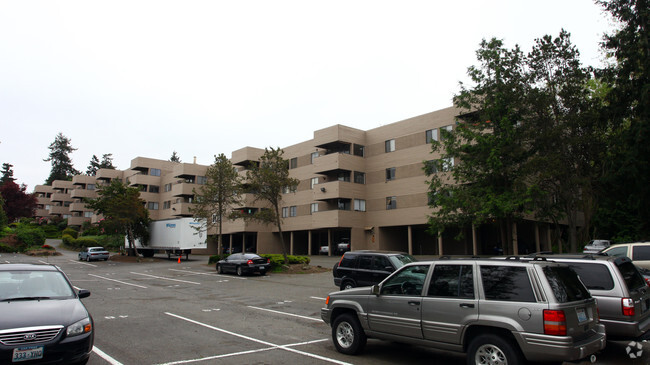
[{"left": 0, "top": 0, "right": 612, "bottom": 191}]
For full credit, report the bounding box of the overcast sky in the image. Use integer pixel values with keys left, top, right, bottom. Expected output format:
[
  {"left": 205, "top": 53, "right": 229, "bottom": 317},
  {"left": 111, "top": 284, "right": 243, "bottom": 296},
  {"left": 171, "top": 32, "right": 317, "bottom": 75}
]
[{"left": 0, "top": 0, "right": 612, "bottom": 191}]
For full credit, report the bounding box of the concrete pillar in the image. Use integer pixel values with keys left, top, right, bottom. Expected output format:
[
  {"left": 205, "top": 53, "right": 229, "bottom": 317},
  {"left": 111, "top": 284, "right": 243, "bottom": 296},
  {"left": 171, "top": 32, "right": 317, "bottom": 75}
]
[
  {"left": 328, "top": 229, "right": 332, "bottom": 256},
  {"left": 438, "top": 231, "right": 443, "bottom": 256},
  {"left": 472, "top": 224, "right": 478, "bottom": 256},
  {"left": 512, "top": 222, "right": 519, "bottom": 256},
  {"left": 534, "top": 223, "right": 541, "bottom": 253},
  {"left": 290, "top": 232, "right": 294, "bottom": 255},
  {"left": 308, "top": 231, "right": 312, "bottom": 256},
  {"left": 407, "top": 226, "right": 413, "bottom": 255}
]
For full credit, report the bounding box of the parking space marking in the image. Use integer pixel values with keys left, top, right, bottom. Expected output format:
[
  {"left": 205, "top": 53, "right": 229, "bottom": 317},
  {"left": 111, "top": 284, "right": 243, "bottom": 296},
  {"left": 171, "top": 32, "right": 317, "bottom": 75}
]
[
  {"left": 247, "top": 306, "right": 321, "bottom": 322},
  {"left": 163, "top": 312, "right": 352, "bottom": 365},
  {"left": 69, "top": 259, "right": 98, "bottom": 267},
  {"left": 93, "top": 346, "right": 124, "bottom": 365},
  {"left": 310, "top": 296, "right": 327, "bottom": 301},
  {"left": 88, "top": 274, "right": 148, "bottom": 289},
  {"left": 168, "top": 268, "right": 246, "bottom": 280},
  {"left": 130, "top": 272, "right": 201, "bottom": 285}
]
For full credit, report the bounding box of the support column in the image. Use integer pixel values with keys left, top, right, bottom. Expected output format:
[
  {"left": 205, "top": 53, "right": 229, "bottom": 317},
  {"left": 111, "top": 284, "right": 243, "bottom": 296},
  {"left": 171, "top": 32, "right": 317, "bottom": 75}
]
[
  {"left": 534, "top": 223, "right": 541, "bottom": 253},
  {"left": 437, "top": 231, "right": 443, "bottom": 256},
  {"left": 512, "top": 222, "right": 519, "bottom": 256},
  {"left": 328, "top": 229, "right": 332, "bottom": 256},
  {"left": 407, "top": 226, "right": 413, "bottom": 255},
  {"left": 472, "top": 224, "right": 478, "bottom": 256},
  {"left": 290, "top": 232, "right": 294, "bottom": 255},
  {"left": 228, "top": 235, "right": 233, "bottom": 254},
  {"left": 308, "top": 231, "right": 312, "bottom": 256}
]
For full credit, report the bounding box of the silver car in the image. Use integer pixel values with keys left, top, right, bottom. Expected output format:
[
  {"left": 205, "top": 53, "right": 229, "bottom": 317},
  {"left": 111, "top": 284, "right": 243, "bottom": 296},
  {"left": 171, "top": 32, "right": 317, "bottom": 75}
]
[
  {"left": 322, "top": 258, "right": 606, "bottom": 364},
  {"left": 78, "top": 247, "right": 110, "bottom": 262}
]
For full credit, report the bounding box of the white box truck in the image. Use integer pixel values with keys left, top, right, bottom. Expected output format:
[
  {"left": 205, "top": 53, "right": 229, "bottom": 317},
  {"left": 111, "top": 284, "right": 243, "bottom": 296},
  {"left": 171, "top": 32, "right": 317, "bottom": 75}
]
[{"left": 126, "top": 218, "right": 207, "bottom": 259}]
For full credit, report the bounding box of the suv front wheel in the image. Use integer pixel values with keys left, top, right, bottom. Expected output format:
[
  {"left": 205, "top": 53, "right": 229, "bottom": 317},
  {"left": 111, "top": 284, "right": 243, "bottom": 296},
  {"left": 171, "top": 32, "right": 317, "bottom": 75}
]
[
  {"left": 332, "top": 313, "right": 367, "bottom": 355},
  {"left": 340, "top": 280, "right": 356, "bottom": 291},
  {"left": 467, "top": 333, "right": 523, "bottom": 365}
]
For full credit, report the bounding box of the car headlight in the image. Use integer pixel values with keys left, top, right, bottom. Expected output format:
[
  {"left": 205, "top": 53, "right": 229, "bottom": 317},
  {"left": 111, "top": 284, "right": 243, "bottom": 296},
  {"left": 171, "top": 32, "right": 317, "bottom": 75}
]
[{"left": 67, "top": 317, "right": 92, "bottom": 337}]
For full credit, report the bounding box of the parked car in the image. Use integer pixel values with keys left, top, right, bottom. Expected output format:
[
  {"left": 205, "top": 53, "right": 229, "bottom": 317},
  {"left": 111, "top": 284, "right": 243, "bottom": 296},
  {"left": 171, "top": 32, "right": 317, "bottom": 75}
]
[
  {"left": 319, "top": 246, "right": 329, "bottom": 255},
  {"left": 602, "top": 242, "right": 650, "bottom": 269},
  {"left": 533, "top": 253, "right": 650, "bottom": 340},
  {"left": 0, "top": 264, "right": 94, "bottom": 364},
  {"left": 336, "top": 242, "right": 350, "bottom": 254},
  {"left": 216, "top": 253, "right": 271, "bottom": 276},
  {"left": 332, "top": 250, "right": 417, "bottom": 290},
  {"left": 322, "top": 258, "right": 606, "bottom": 363},
  {"left": 583, "top": 239, "right": 611, "bottom": 254},
  {"left": 78, "top": 246, "right": 109, "bottom": 262}
]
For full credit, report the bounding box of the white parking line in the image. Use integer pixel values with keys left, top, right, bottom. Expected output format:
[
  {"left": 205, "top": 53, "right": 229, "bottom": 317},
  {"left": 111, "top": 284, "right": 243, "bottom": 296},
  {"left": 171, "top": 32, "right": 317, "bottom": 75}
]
[
  {"left": 310, "top": 296, "right": 327, "bottom": 301},
  {"left": 247, "top": 306, "right": 322, "bottom": 322},
  {"left": 93, "top": 346, "right": 124, "bottom": 365},
  {"left": 88, "top": 274, "right": 148, "bottom": 289},
  {"left": 163, "top": 312, "right": 352, "bottom": 365},
  {"left": 130, "top": 272, "right": 201, "bottom": 285},
  {"left": 69, "top": 259, "right": 98, "bottom": 267},
  {"left": 168, "top": 268, "right": 247, "bottom": 280}
]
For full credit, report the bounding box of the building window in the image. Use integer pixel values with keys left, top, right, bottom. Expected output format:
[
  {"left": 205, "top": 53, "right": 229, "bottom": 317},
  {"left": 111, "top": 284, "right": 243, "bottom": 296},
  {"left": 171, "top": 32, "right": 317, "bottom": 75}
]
[
  {"left": 290, "top": 157, "right": 298, "bottom": 169},
  {"left": 84, "top": 211, "right": 93, "bottom": 218},
  {"left": 386, "top": 167, "right": 396, "bottom": 181},
  {"left": 149, "top": 185, "right": 160, "bottom": 193},
  {"left": 354, "top": 199, "right": 366, "bottom": 212},
  {"left": 337, "top": 199, "right": 351, "bottom": 210},
  {"left": 311, "top": 203, "right": 319, "bottom": 214},
  {"left": 311, "top": 152, "right": 319, "bottom": 164},
  {"left": 290, "top": 206, "right": 297, "bottom": 217},
  {"left": 164, "top": 183, "right": 172, "bottom": 192},
  {"left": 354, "top": 171, "right": 365, "bottom": 184},
  {"left": 442, "top": 157, "right": 455, "bottom": 171},
  {"left": 385, "top": 139, "right": 395, "bottom": 153},
  {"left": 282, "top": 207, "right": 289, "bottom": 218},
  {"left": 87, "top": 184, "right": 95, "bottom": 190},
  {"left": 197, "top": 176, "right": 208, "bottom": 185},
  {"left": 353, "top": 144, "right": 365, "bottom": 157},
  {"left": 337, "top": 171, "right": 350, "bottom": 182},
  {"left": 310, "top": 177, "right": 319, "bottom": 189},
  {"left": 386, "top": 196, "right": 397, "bottom": 210},
  {"left": 148, "top": 202, "right": 159, "bottom": 210},
  {"left": 426, "top": 129, "right": 438, "bottom": 143},
  {"left": 212, "top": 214, "right": 217, "bottom": 224},
  {"left": 440, "top": 125, "right": 453, "bottom": 139},
  {"left": 150, "top": 168, "right": 161, "bottom": 177}
]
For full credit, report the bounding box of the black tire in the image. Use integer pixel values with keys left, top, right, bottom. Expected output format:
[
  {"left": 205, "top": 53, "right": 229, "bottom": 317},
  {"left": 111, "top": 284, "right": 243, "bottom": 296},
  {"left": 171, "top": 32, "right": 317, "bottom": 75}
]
[
  {"left": 466, "top": 333, "right": 524, "bottom": 365},
  {"left": 332, "top": 313, "right": 367, "bottom": 355},
  {"left": 86, "top": 256, "right": 90, "bottom": 262},
  {"left": 340, "top": 280, "right": 355, "bottom": 291},
  {"left": 236, "top": 266, "right": 243, "bottom": 276},
  {"left": 216, "top": 264, "right": 223, "bottom": 274}
]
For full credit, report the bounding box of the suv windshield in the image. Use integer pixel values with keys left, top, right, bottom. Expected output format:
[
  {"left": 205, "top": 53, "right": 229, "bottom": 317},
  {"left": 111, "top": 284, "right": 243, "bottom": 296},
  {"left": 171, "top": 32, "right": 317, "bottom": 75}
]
[
  {"left": 617, "top": 261, "right": 646, "bottom": 291},
  {"left": 544, "top": 266, "right": 591, "bottom": 303},
  {"left": 389, "top": 254, "right": 417, "bottom": 267}
]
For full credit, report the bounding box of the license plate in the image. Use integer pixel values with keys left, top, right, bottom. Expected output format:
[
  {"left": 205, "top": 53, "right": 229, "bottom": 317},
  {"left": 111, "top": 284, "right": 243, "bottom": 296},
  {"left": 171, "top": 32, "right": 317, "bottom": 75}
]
[
  {"left": 576, "top": 307, "right": 588, "bottom": 323},
  {"left": 12, "top": 346, "right": 43, "bottom": 362}
]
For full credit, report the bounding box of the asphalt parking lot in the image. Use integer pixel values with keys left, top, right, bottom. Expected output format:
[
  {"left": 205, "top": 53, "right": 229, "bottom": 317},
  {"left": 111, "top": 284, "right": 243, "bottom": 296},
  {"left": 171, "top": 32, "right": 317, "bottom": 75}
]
[{"left": 2, "top": 245, "right": 649, "bottom": 365}]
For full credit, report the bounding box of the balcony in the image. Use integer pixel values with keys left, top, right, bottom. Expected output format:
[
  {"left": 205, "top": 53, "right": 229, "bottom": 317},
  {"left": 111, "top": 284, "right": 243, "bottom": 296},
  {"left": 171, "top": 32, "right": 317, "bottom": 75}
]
[
  {"left": 312, "top": 180, "right": 362, "bottom": 201},
  {"left": 68, "top": 216, "right": 90, "bottom": 226},
  {"left": 172, "top": 183, "right": 196, "bottom": 197},
  {"left": 170, "top": 202, "right": 193, "bottom": 216},
  {"left": 313, "top": 152, "right": 362, "bottom": 174},
  {"left": 96, "top": 169, "right": 122, "bottom": 181},
  {"left": 128, "top": 173, "right": 161, "bottom": 187},
  {"left": 69, "top": 202, "right": 88, "bottom": 212},
  {"left": 310, "top": 209, "right": 364, "bottom": 229},
  {"left": 70, "top": 189, "right": 96, "bottom": 199},
  {"left": 49, "top": 206, "right": 69, "bottom": 215},
  {"left": 51, "top": 193, "right": 72, "bottom": 203}
]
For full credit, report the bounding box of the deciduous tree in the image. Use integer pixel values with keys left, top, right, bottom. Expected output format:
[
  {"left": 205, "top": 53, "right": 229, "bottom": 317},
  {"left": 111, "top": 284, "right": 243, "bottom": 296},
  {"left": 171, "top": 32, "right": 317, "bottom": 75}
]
[{"left": 0, "top": 181, "right": 37, "bottom": 223}]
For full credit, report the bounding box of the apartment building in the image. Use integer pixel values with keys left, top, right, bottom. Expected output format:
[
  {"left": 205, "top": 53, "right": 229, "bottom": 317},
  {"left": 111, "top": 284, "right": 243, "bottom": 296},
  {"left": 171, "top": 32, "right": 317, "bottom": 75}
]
[{"left": 35, "top": 106, "right": 562, "bottom": 256}]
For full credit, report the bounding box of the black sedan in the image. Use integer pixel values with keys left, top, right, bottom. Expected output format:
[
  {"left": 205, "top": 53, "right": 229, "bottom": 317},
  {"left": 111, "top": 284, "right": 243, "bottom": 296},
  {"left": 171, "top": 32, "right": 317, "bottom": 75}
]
[
  {"left": 0, "top": 264, "right": 93, "bottom": 364},
  {"left": 216, "top": 253, "right": 271, "bottom": 276}
]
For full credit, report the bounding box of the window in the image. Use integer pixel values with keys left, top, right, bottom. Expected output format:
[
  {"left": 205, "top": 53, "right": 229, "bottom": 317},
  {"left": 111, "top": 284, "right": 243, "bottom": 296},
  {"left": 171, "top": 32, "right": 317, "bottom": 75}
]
[
  {"left": 633, "top": 245, "right": 650, "bottom": 261},
  {"left": 353, "top": 144, "right": 365, "bottom": 157},
  {"left": 354, "top": 199, "right": 366, "bottom": 212},
  {"left": 385, "top": 139, "right": 395, "bottom": 153},
  {"left": 442, "top": 157, "right": 454, "bottom": 171},
  {"left": 354, "top": 171, "right": 365, "bottom": 184},
  {"left": 311, "top": 203, "right": 319, "bottom": 214},
  {"left": 440, "top": 125, "right": 453, "bottom": 140},
  {"left": 380, "top": 265, "right": 430, "bottom": 296},
  {"left": 386, "top": 196, "right": 397, "bottom": 210},
  {"left": 425, "top": 160, "right": 439, "bottom": 174},
  {"left": 480, "top": 266, "right": 535, "bottom": 302},
  {"left": 290, "top": 157, "right": 298, "bottom": 169},
  {"left": 87, "top": 184, "right": 95, "bottom": 191},
  {"left": 163, "top": 201, "right": 171, "bottom": 209},
  {"left": 337, "top": 171, "right": 350, "bottom": 182},
  {"left": 426, "top": 129, "right": 438, "bottom": 143},
  {"left": 212, "top": 214, "right": 217, "bottom": 224},
  {"left": 311, "top": 152, "right": 319, "bottom": 163},
  {"left": 310, "top": 177, "right": 319, "bottom": 189},
  {"left": 164, "top": 183, "right": 172, "bottom": 192},
  {"left": 290, "top": 206, "right": 297, "bottom": 217},
  {"left": 337, "top": 199, "right": 351, "bottom": 210},
  {"left": 197, "top": 176, "right": 208, "bottom": 185},
  {"left": 386, "top": 167, "right": 396, "bottom": 181},
  {"left": 150, "top": 168, "right": 161, "bottom": 176},
  {"left": 427, "top": 265, "right": 474, "bottom": 298},
  {"left": 149, "top": 185, "right": 160, "bottom": 193},
  {"left": 543, "top": 266, "right": 592, "bottom": 303},
  {"left": 84, "top": 211, "right": 93, "bottom": 218},
  {"left": 147, "top": 202, "right": 159, "bottom": 210},
  {"left": 282, "top": 207, "right": 289, "bottom": 218}
]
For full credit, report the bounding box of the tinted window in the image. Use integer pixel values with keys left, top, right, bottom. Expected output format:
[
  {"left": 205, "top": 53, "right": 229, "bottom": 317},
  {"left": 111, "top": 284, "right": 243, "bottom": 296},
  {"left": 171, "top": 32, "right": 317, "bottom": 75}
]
[
  {"left": 544, "top": 266, "right": 591, "bottom": 303},
  {"left": 562, "top": 262, "right": 614, "bottom": 290},
  {"left": 428, "top": 265, "right": 474, "bottom": 299},
  {"left": 373, "top": 256, "right": 392, "bottom": 271},
  {"left": 480, "top": 266, "right": 535, "bottom": 302},
  {"left": 606, "top": 246, "right": 628, "bottom": 258},
  {"left": 358, "top": 256, "right": 373, "bottom": 270},
  {"left": 617, "top": 261, "right": 646, "bottom": 291},
  {"left": 388, "top": 254, "right": 418, "bottom": 268},
  {"left": 632, "top": 245, "right": 650, "bottom": 261},
  {"left": 339, "top": 255, "right": 357, "bottom": 268},
  {"left": 380, "top": 265, "right": 429, "bottom": 296}
]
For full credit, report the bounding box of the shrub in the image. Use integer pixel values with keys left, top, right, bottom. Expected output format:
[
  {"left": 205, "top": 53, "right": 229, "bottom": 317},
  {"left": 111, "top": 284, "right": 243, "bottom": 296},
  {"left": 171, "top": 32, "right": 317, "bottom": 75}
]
[
  {"left": 62, "top": 234, "right": 75, "bottom": 246},
  {"left": 74, "top": 237, "right": 99, "bottom": 248},
  {"left": 62, "top": 228, "right": 78, "bottom": 239},
  {"left": 0, "top": 243, "right": 13, "bottom": 252},
  {"left": 0, "top": 234, "right": 26, "bottom": 252},
  {"left": 260, "top": 254, "right": 310, "bottom": 271},
  {"left": 14, "top": 226, "right": 46, "bottom": 247},
  {"left": 41, "top": 244, "right": 55, "bottom": 250}
]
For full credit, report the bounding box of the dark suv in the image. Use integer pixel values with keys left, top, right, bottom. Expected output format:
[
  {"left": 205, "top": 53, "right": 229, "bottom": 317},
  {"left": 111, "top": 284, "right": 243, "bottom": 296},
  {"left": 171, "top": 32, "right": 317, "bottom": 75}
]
[{"left": 332, "top": 251, "right": 417, "bottom": 290}]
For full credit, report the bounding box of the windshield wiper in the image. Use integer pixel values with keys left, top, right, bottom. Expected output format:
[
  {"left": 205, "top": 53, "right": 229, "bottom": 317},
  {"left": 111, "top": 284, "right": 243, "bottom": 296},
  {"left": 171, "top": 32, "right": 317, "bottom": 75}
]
[{"left": 1, "top": 296, "right": 51, "bottom": 302}]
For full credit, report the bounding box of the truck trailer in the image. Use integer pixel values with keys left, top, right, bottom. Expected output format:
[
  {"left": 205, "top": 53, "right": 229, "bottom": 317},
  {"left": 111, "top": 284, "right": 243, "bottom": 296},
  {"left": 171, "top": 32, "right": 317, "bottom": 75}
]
[{"left": 125, "top": 218, "right": 207, "bottom": 259}]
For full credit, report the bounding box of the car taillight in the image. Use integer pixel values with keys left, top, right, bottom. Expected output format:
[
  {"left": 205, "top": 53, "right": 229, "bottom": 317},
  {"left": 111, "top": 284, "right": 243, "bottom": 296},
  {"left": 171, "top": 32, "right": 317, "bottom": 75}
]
[
  {"left": 267, "top": 258, "right": 270, "bottom": 263},
  {"left": 622, "top": 298, "right": 635, "bottom": 316},
  {"left": 543, "top": 309, "right": 567, "bottom": 336},
  {"left": 247, "top": 259, "right": 254, "bottom": 265}
]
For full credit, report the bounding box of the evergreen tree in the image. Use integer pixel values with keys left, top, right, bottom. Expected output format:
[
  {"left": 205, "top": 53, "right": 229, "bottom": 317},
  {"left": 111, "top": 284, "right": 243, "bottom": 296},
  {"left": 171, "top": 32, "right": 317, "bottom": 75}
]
[
  {"left": 170, "top": 151, "right": 181, "bottom": 163},
  {"left": 86, "top": 155, "right": 101, "bottom": 176},
  {"left": 99, "top": 153, "right": 116, "bottom": 169},
  {"left": 1, "top": 163, "right": 16, "bottom": 185},
  {"left": 44, "top": 133, "right": 80, "bottom": 185}
]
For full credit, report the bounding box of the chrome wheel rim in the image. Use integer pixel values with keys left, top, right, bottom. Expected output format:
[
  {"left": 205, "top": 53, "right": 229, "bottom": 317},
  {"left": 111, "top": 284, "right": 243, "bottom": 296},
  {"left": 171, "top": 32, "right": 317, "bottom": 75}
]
[
  {"left": 335, "top": 322, "right": 354, "bottom": 349},
  {"left": 475, "top": 344, "right": 507, "bottom": 365}
]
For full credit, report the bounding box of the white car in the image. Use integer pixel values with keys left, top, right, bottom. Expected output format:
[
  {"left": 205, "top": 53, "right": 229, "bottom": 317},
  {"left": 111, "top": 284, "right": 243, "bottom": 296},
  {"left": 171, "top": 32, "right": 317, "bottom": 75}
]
[
  {"left": 583, "top": 239, "right": 610, "bottom": 254},
  {"left": 78, "top": 247, "right": 110, "bottom": 262}
]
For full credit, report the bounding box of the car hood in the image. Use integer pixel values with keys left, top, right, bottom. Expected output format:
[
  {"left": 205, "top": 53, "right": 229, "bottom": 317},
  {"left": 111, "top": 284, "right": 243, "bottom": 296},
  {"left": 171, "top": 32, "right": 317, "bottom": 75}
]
[
  {"left": 0, "top": 299, "right": 89, "bottom": 331},
  {"left": 331, "top": 286, "right": 373, "bottom": 298}
]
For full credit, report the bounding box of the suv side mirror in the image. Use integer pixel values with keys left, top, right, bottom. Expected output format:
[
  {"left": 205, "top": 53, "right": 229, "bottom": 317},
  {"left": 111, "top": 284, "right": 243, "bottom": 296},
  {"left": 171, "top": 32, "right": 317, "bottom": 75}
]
[
  {"left": 78, "top": 289, "right": 91, "bottom": 299},
  {"left": 371, "top": 285, "right": 380, "bottom": 296}
]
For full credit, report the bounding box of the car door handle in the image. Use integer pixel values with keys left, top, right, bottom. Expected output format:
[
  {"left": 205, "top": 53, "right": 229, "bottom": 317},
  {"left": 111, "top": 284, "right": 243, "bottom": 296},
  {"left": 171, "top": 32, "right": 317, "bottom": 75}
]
[
  {"left": 408, "top": 301, "right": 421, "bottom": 306},
  {"left": 460, "top": 303, "right": 475, "bottom": 308}
]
